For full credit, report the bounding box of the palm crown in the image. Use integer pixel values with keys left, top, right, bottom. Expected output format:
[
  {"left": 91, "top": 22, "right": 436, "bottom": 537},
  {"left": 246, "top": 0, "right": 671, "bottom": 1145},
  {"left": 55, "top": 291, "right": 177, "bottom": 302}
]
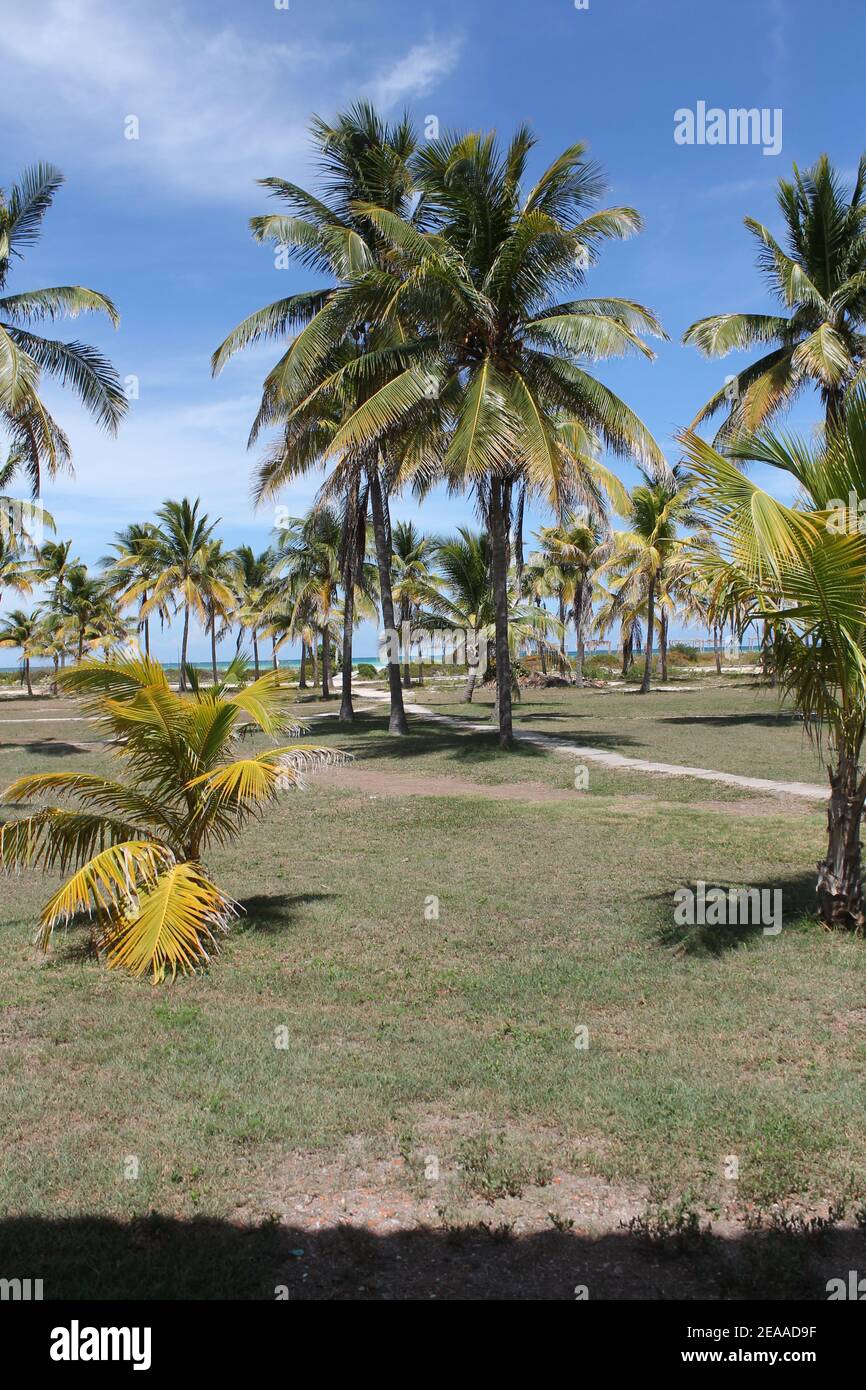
[
  {"left": 0, "top": 163, "right": 127, "bottom": 493},
  {"left": 684, "top": 154, "right": 866, "bottom": 438},
  {"left": 0, "top": 656, "right": 342, "bottom": 979}
]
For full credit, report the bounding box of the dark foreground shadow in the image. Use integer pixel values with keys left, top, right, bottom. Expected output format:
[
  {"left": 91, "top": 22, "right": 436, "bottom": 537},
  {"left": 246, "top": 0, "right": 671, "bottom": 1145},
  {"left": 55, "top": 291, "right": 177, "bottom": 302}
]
[
  {"left": 236, "top": 892, "right": 336, "bottom": 934},
  {"left": 0, "top": 1213, "right": 863, "bottom": 1300},
  {"left": 650, "top": 873, "right": 819, "bottom": 956}
]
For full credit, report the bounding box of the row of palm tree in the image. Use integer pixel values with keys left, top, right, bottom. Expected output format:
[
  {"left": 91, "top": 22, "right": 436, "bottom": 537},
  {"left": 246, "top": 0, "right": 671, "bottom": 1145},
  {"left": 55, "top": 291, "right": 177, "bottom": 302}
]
[{"left": 4, "top": 131, "right": 866, "bottom": 942}]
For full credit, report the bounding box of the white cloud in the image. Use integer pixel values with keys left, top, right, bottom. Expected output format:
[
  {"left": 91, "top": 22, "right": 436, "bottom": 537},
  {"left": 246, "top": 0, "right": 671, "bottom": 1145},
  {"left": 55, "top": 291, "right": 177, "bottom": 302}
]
[
  {"left": 0, "top": 1, "right": 462, "bottom": 201},
  {"left": 366, "top": 37, "right": 463, "bottom": 111}
]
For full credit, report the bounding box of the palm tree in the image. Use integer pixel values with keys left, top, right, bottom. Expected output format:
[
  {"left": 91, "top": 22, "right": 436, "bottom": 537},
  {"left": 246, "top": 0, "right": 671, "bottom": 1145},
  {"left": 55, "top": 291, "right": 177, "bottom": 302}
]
[
  {"left": 273, "top": 509, "right": 342, "bottom": 700},
  {"left": 212, "top": 104, "right": 418, "bottom": 734},
  {"left": 61, "top": 565, "right": 107, "bottom": 662},
  {"left": 684, "top": 154, "right": 866, "bottom": 438},
  {"left": 424, "top": 528, "right": 561, "bottom": 703},
  {"left": 391, "top": 520, "right": 439, "bottom": 686},
  {"left": 0, "top": 163, "right": 127, "bottom": 493},
  {"left": 101, "top": 523, "right": 164, "bottom": 657},
  {"left": 146, "top": 499, "right": 221, "bottom": 689},
  {"left": 199, "top": 539, "right": 236, "bottom": 684},
  {"left": 681, "top": 388, "right": 866, "bottom": 929},
  {"left": 321, "top": 127, "right": 666, "bottom": 746},
  {"left": 0, "top": 607, "right": 40, "bottom": 695},
  {"left": 0, "top": 656, "right": 342, "bottom": 978},
  {"left": 530, "top": 517, "right": 609, "bottom": 685},
  {"left": 606, "top": 468, "right": 698, "bottom": 693},
  {"left": 231, "top": 545, "right": 273, "bottom": 677},
  {"left": 0, "top": 529, "right": 32, "bottom": 614}
]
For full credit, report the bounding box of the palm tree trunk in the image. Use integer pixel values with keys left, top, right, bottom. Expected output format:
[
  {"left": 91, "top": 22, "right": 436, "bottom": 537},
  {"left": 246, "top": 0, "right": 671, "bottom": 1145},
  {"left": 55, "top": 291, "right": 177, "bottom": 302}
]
[
  {"left": 142, "top": 594, "right": 150, "bottom": 658},
  {"left": 321, "top": 627, "right": 331, "bottom": 700},
  {"left": 660, "top": 609, "right": 668, "bottom": 683},
  {"left": 311, "top": 640, "right": 318, "bottom": 689},
  {"left": 817, "top": 746, "right": 866, "bottom": 929},
  {"left": 490, "top": 478, "right": 513, "bottom": 748},
  {"left": 573, "top": 582, "right": 585, "bottom": 688},
  {"left": 640, "top": 576, "right": 656, "bottom": 694},
  {"left": 24, "top": 657, "right": 33, "bottom": 698},
  {"left": 272, "top": 639, "right": 279, "bottom": 672},
  {"left": 299, "top": 641, "right": 307, "bottom": 689},
  {"left": 558, "top": 594, "right": 567, "bottom": 674},
  {"left": 253, "top": 629, "right": 260, "bottom": 679},
  {"left": 51, "top": 654, "right": 58, "bottom": 696},
  {"left": 179, "top": 603, "right": 190, "bottom": 690},
  {"left": 340, "top": 541, "right": 355, "bottom": 722},
  {"left": 713, "top": 625, "right": 722, "bottom": 675},
  {"left": 401, "top": 604, "right": 413, "bottom": 689},
  {"left": 368, "top": 463, "right": 408, "bottom": 735},
  {"left": 210, "top": 617, "right": 218, "bottom": 685},
  {"left": 514, "top": 484, "right": 526, "bottom": 594}
]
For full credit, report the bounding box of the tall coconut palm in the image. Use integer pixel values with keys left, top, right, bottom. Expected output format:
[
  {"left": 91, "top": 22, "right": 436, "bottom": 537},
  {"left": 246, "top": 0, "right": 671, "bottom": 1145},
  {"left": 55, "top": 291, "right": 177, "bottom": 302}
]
[
  {"left": 0, "top": 163, "right": 127, "bottom": 493},
  {"left": 320, "top": 127, "right": 666, "bottom": 745},
  {"left": 199, "top": 539, "right": 237, "bottom": 684},
  {"left": 144, "top": 499, "right": 222, "bottom": 689},
  {"left": 424, "top": 527, "right": 561, "bottom": 703},
  {"left": 606, "top": 468, "right": 699, "bottom": 693},
  {"left": 101, "top": 523, "right": 164, "bottom": 658},
  {"left": 273, "top": 509, "right": 343, "bottom": 700},
  {"left": 0, "top": 607, "right": 40, "bottom": 695},
  {"left": 531, "top": 517, "right": 610, "bottom": 685},
  {"left": 0, "top": 529, "right": 32, "bottom": 614},
  {"left": 230, "top": 545, "right": 274, "bottom": 677},
  {"left": 684, "top": 154, "right": 866, "bottom": 439},
  {"left": 0, "top": 656, "right": 342, "bottom": 979},
  {"left": 212, "top": 104, "right": 418, "bottom": 734},
  {"left": 681, "top": 389, "right": 866, "bottom": 929},
  {"left": 391, "top": 520, "right": 439, "bottom": 686}
]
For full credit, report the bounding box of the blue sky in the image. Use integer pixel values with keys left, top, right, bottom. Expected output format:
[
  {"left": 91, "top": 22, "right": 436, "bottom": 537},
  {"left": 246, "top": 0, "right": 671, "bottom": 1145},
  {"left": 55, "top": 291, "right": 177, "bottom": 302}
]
[{"left": 3, "top": 0, "right": 864, "bottom": 661}]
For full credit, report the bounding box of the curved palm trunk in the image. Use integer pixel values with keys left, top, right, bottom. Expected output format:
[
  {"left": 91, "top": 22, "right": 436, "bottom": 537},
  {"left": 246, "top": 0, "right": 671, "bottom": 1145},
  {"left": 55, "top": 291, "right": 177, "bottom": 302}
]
[
  {"left": 817, "top": 747, "right": 866, "bottom": 929},
  {"left": 321, "top": 627, "right": 331, "bottom": 700},
  {"left": 462, "top": 634, "right": 480, "bottom": 703},
  {"left": 368, "top": 464, "right": 408, "bottom": 735},
  {"left": 299, "top": 641, "right": 307, "bottom": 689},
  {"left": 490, "top": 479, "right": 513, "bottom": 748},
  {"left": 272, "top": 639, "right": 279, "bottom": 673},
  {"left": 640, "top": 576, "right": 656, "bottom": 694}
]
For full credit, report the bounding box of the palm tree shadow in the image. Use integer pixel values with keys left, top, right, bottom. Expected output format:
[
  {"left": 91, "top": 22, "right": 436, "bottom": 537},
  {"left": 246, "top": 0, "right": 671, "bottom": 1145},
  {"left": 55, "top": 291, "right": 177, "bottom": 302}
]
[
  {"left": 236, "top": 892, "right": 337, "bottom": 934},
  {"left": 651, "top": 872, "right": 818, "bottom": 956}
]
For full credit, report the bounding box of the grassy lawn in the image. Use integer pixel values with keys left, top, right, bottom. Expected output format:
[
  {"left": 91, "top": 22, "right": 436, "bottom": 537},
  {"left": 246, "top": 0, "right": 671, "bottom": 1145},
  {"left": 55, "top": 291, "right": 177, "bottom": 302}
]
[
  {"left": 418, "top": 676, "right": 828, "bottom": 785},
  {"left": 1, "top": 682, "right": 864, "bottom": 1297}
]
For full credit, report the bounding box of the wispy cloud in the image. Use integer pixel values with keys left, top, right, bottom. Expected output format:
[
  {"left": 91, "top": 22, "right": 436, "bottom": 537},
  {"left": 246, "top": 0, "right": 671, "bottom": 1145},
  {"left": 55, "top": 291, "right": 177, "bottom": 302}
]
[
  {"left": 0, "top": 1, "right": 462, "bottom": 201},
  {"left": 366, "top": 37, "right": 463, "bottom": 110}
]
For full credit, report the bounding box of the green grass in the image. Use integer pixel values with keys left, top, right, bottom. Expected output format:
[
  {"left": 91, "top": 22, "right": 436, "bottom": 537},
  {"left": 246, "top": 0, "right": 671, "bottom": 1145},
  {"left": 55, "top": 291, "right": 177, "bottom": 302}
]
[
  {"left": 0, "top": 681, "right": 863, "bottom": 1295},
  {"left": 418, "top": 678, "right": 827, "bottom": 785}
]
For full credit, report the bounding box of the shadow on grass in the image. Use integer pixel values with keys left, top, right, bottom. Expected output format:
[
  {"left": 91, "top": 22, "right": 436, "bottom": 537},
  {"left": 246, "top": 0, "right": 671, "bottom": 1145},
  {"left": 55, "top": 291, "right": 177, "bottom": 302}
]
[
  {"left": 0, "top": 1211, "right": 862, "bottom": 1299},
  {"left": 661, "top": 714, "right": 800, "bottom": 728},
  {"left": 650, "top": 872, "right": 818, "bottom": 956},
  {"left": 236, "top": 892, "right": 337, "bottom": 934},
  {"left": 2, "top": 740, "right": 92, "bottom": 756}
]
